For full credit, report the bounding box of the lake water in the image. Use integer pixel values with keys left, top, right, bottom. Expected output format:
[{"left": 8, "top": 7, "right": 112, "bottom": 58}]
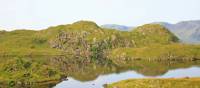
[
  {"left": 54, "top": 66, "right": 200, "bottom": 88},
  {"left": 1, "top": 56, "right": 200, "bottom": 88}
]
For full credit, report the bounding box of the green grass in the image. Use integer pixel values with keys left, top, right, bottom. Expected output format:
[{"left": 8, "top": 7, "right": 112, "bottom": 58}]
[
  {"left": 108, "top": 43, "right": 200, "bottom": 64},
  {"left": 131, "top": 24, "right": 179, "bottom": 47},
  {"left": 0, "top": 56, "right": 64, "bottom": 82},
  {"left": 105, "top": 78, "right": 200, "bottom": 88},
  {"left": 0, "top": 30, "right": 65, "bottom": 56}
]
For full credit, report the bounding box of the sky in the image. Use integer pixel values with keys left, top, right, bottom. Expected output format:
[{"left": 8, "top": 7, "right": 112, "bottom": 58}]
[{"left": 0, "top": 0, "right": 200, "bottom": 30}]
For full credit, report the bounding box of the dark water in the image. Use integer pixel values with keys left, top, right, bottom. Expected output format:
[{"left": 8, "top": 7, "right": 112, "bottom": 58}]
[{"left": 53, "top": 60, "right": 200, "bottom": 88}]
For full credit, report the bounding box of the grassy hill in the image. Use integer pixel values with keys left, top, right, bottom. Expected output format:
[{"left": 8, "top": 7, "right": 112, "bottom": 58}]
[
  {"left": 131, "top": 24, "right": 179, "bottom": 47},
  {"left": 1, "top": 21, "right": 199, "bottom": 60},
  {"left": 1, "top": 21, "right": 182, "bottom": 62}
]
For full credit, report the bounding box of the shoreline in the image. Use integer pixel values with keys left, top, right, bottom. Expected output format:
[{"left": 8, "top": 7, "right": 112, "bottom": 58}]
[{"left": 105, "top": 77, "right": 200, "bottom": 88}]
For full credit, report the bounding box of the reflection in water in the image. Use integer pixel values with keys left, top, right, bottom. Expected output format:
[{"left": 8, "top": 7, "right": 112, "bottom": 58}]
[
  {"left": 0, "top": 56, "right": 200, "bottom": 88},
  {"left": 53, "top": 57, "right": 200, "bottom": 88},
  {"left": 159, "top": 67, "right": 200, "bottom": 78},
  {"left": 54, "top": 67, "right": 200, "bottom": 88}
]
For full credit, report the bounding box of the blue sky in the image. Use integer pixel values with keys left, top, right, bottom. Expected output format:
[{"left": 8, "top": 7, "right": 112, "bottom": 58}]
[{"left": 0, "top": 0, "right": 200, "bottom": 30}]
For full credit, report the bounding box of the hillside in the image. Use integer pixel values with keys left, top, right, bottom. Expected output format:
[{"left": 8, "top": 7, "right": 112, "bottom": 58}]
[
  {"left": 0, "top": 30, "right": 64, "bottom": 56},
  {"left": 131, "top": 24, "right": 178, "bottom": 46},
  {"left": 0, "top": 21, "right": 178, "bottom": 57},
  {"left": 3, "top": 21, "right": 199, "bottom": 64}
]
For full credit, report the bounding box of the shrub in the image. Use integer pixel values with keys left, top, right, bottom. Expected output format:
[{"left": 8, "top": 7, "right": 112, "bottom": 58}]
[
  {"left": 48, "top": 69, "right": 57, "bottom": 77},
  {"left": 32, "top": 38, "right": 47, "bottom": 44}
]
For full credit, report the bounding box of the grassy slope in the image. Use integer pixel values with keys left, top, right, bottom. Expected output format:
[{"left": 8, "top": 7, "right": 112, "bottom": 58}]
[
  {"left": 131, "top": 24, "right": 179, "bottom": 47},
  {"left": 105, "top": 78, "right": 200, "bottom": 88},
  {"left": 108, "top": 44, "right": 200, "bottom": 62},
  {"left": 107, "top": 24, "right": 200, "bottom": 63},
  {"left": 0, "top": 30, "right": 64, "bottom": 56}
]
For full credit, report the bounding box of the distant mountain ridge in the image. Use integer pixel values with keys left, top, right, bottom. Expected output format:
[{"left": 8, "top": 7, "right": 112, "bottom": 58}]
[
  {"left": 101, "top": 24, "right": 132, "bottom": 31},
  {"left": 152, "top": 20, "right": 200, "bottom": 43}
]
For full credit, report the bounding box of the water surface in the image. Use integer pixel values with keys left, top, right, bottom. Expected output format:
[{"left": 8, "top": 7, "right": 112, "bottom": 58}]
[{"left": 54, "top": 61, "right": 200, "bottom": 88}]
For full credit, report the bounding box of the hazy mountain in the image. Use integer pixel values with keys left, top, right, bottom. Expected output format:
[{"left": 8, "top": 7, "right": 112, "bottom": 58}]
[
  {"left": 101, "top": 24, "right": 132, "bottom": 31},
  {"left": 153, "top": 20, "right": 200, "bottom": 43},
  {"left": 0, "top": 27, "right": 4, "bottom": 31}
]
